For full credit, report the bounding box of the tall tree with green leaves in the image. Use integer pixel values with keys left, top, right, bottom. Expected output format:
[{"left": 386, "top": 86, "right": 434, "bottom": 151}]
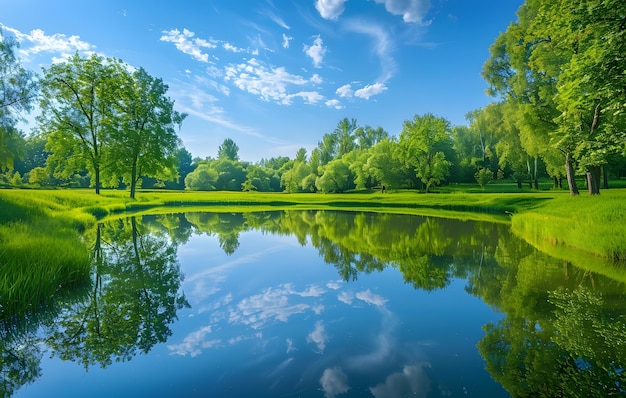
[
  {"left": 398, "top": 113, "right": 453, "bottom": 192},
  {"left": 334, "top": 117, "right": 358, "bottom": 157},
  {"left": 483, "top": 0, "right": 626, "bottom": 195},
  {"left": 218, "top": 138, "right": 240, "bottom": 161},
  {"left": 364, "top": 138, "right": 406, "bottom": 190},
  {"left": 39, "top": 53, "right": 119, "bottom": 194},
  {"left": 108, "top": 66, "right": 186, "bottom": 199},
  {"left": 0, "top": 29, "right": 38, "bottom": 170}
]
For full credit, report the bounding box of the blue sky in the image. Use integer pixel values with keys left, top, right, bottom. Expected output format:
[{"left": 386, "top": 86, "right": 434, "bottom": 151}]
[{"left": 1, "top": 0, "right": 522, "bottom": 162}]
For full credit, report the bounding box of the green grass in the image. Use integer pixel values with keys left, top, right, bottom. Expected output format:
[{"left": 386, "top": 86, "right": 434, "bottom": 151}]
[
  {"left": 0, "top": 190, "right": 94, "bottom": 318},
  {"left": 0, "top": 184, "right": 625, "bottom": 313},
  {"left": 511, "top": 189, "right": 626, "bottom": 260},
  {"left": 0, "top": 223, "right": 91, "bottom": 317}
]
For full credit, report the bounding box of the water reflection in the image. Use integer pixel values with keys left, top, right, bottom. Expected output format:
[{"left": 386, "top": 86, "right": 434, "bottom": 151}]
[
  {"left": 2, "top": 210, "right": 625, "bottom": 397},
  {"left": 1, "top": 216, "right": 188, "bottom": 396}
]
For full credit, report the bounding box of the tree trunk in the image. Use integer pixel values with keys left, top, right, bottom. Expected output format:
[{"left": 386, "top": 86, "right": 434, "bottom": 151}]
[
  {"left": 602, "top": 166, "right": 609, "bottom": 189},
  {"left": 565, "top": 153, "right": 579, "bottom": 196},
  {"left": 95, "top": 167, "right": 101, "bottom": 195},
  {"left": 586, "top": 165, "right": 601, "bottom": 195},
  {"left": 533, "top": 157, "right": 539, "bottom": 190},
  {"left": 130, "top": 161, "right": 137, "bottom": 199}
]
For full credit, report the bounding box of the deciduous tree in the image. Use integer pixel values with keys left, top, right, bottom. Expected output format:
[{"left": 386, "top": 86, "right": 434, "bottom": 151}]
[
  {"left": 0, "top": 29, "right": 38, "bottom": 170},
  {"left": 398, "top": 113, "right": 453, "bottom": 192},
  {"left": 108, "top": 66, "right": 186, "bottom": 198},
  {"left": 39, "top": 53, "right": 119, "bottom": 194}
]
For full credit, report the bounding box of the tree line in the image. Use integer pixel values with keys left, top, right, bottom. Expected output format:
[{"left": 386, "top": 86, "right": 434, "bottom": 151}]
[{"left": 1, "top": 0, "right": 625, "bottom": 196}]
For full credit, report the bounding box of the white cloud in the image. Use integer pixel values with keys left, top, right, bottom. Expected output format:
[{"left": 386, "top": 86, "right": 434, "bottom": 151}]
[
  {"left": 286, "top": 338, "right": 297, "bottom": 353},
  {"left": 291, "top": 91, "right": 324, "bottom": 104},
  {"left": 224, "top": 58, "right": 321, "bottom": 105},
  {"left": 296, "top": 285, "right": 327, "bottom": 297},
  {"left": 374, "top": 0, "right": 432, "bottom": 24},
  {"left": 222, "top": 42, "right": 246, "bottom": 53},
  {"left": 315, "top": 0, "right": 348, "bottom": 21},
  {"left": 307, "top": 320, "right": 329, "bottom": 353},
  {"left": 326, "top": 281, "right": 342, "bottom": 290},
  {"left": 338, "top": 291, "right": 354, "bottom": 305},
  {"left": 370, "top": 363, "right": 433, "bottom": 398},
  {"left": 325, "top": 99, "right": 343, "bottom": 109},
  {"left": 354, "top": 82, "right": 387, "bottom": 99},
  {"left": 160, "top": 28, "right": 217, "bottom": 63},
  {"left": 167, "top": 326, "right": 220, "bottom": 357},
  {"left": 310, "top": 73, "right": 323, "bottom": 84},
  {"left": 356, "top": 289, "right": 388, "bottom": 306},
  {"left": 2, "top": 26, "right": 93, "bottom": 61},
  {"left": 282, "top": 33, "right": 293, "bottom": 49},
  {"left": 320, "top": 367, "right": 350, "bottom": 398},
  {"left": 304, "top": 35, "right": 326, "bottom": 68},
  {"left": 336, "top": 84, "right": 353, "bottom": 98}
]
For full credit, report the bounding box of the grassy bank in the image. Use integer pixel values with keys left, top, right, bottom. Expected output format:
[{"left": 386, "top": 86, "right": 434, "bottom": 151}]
[
  {"left": 0, "top": 187, "right": 624, "bottom": 312},
  {"left": 511, "top": 189, "right": 626, "bottom": 260},
  {"left": 0, "top": 191, "right": 92, "bottom": 317}
]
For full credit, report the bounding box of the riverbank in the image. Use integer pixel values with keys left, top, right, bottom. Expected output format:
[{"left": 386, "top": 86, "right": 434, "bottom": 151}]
[{"left": 2, "top": 188, "right": 625, "bottom": 255}]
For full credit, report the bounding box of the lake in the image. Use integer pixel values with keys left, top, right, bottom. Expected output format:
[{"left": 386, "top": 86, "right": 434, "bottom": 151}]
[{"left": 4, "top": 210, "right": 625, "bottom": 397}]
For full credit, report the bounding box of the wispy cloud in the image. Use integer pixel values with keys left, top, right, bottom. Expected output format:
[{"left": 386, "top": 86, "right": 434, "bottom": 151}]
[
  {"left": 167, "top": 326, "right": 220, "bottom": 357},
  {"left": 1, "top": 26, "right": 94, "bottom": 61},
  {"left": 160, "top": 28, "right": 217, "bottom": 63},
  {"left": 224, "top": 58, "right": 322, "bottom": 105},
  {"left": 229, "top": 285, "right": 312, "bottom": 328},
  {"left": 315, "top": 0, "right": 348, "bottom": 21},
  {"left": 355, "top": 83, "right": 387, "bottom": 99},
  {"left": 262, "top": 9, "right": 291, "bottom": 30},
  {"left": 356, "top": 289, "right": 388, "bottom": 306},
  {"left": 222, "top": 42, "right": 247, "bottom": 53},
  {"left": 374, "top": 0, "right": 432, "bottom": 25},
  {"left": 303, "top": 35, "right": 326, "bottom": 68},
  {"left": 344, "top": 20, "right": 396, "bottom": 83},
  {"left": 282, "top": 33, "right": 293, "bottom": 49}
]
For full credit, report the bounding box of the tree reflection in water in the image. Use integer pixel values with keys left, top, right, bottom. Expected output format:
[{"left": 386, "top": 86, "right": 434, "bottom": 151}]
[
  {"left": 181, "top": 210, "right": 626, "bottom": 396},
  {"left": 45, "top": 217, "right": 189, "bottom": 369},
  {"left": 1, "top": 210, "right": 625, "bottom": 397}
]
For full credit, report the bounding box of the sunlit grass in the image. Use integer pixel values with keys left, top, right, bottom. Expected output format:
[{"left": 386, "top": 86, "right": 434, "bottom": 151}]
[
  {"left": 0, "top": 222, "right": 91, "bottom": 317},
  {"left": 0, "top": 191, "right": 94, "bottom": 318},
  {"left": 1, "top": 185, "right": 625, "bottom": 286},
  {"left": 511, "top": 189, "right": 626, "bottom": 260}
]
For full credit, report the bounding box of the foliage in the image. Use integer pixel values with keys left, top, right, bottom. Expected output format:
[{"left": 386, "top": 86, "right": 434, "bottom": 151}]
[
  {"left": 47, "top": 218, "right": 188, "bottom": 369},
  {"left": 398, "top": 113, "right": 453, "bottom": 192},
  {"left": 315, "top": 158, "right": 355, "bottom": 193},
  {"left": 0, "top": 28, "right": 39, "bottom": 170},
  {"left": 39, "top": 53, "right": 119, "bottom": 194},
  {"left": 217, "top": 138, "right": 240, "bottom": 161},
  {"left": 482, "top": 0, "right": 626, "bottom": 195},
  {"left": 475, "top": 168, "right": 493, "bottom": 190},
  {"left": 106, "top": 66, "right": 186, "bottom": 199}
]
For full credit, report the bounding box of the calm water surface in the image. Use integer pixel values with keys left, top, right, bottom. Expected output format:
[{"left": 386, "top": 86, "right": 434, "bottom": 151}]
[{"left": 5, "top": 211, "right": 626, "bottom": 397}]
